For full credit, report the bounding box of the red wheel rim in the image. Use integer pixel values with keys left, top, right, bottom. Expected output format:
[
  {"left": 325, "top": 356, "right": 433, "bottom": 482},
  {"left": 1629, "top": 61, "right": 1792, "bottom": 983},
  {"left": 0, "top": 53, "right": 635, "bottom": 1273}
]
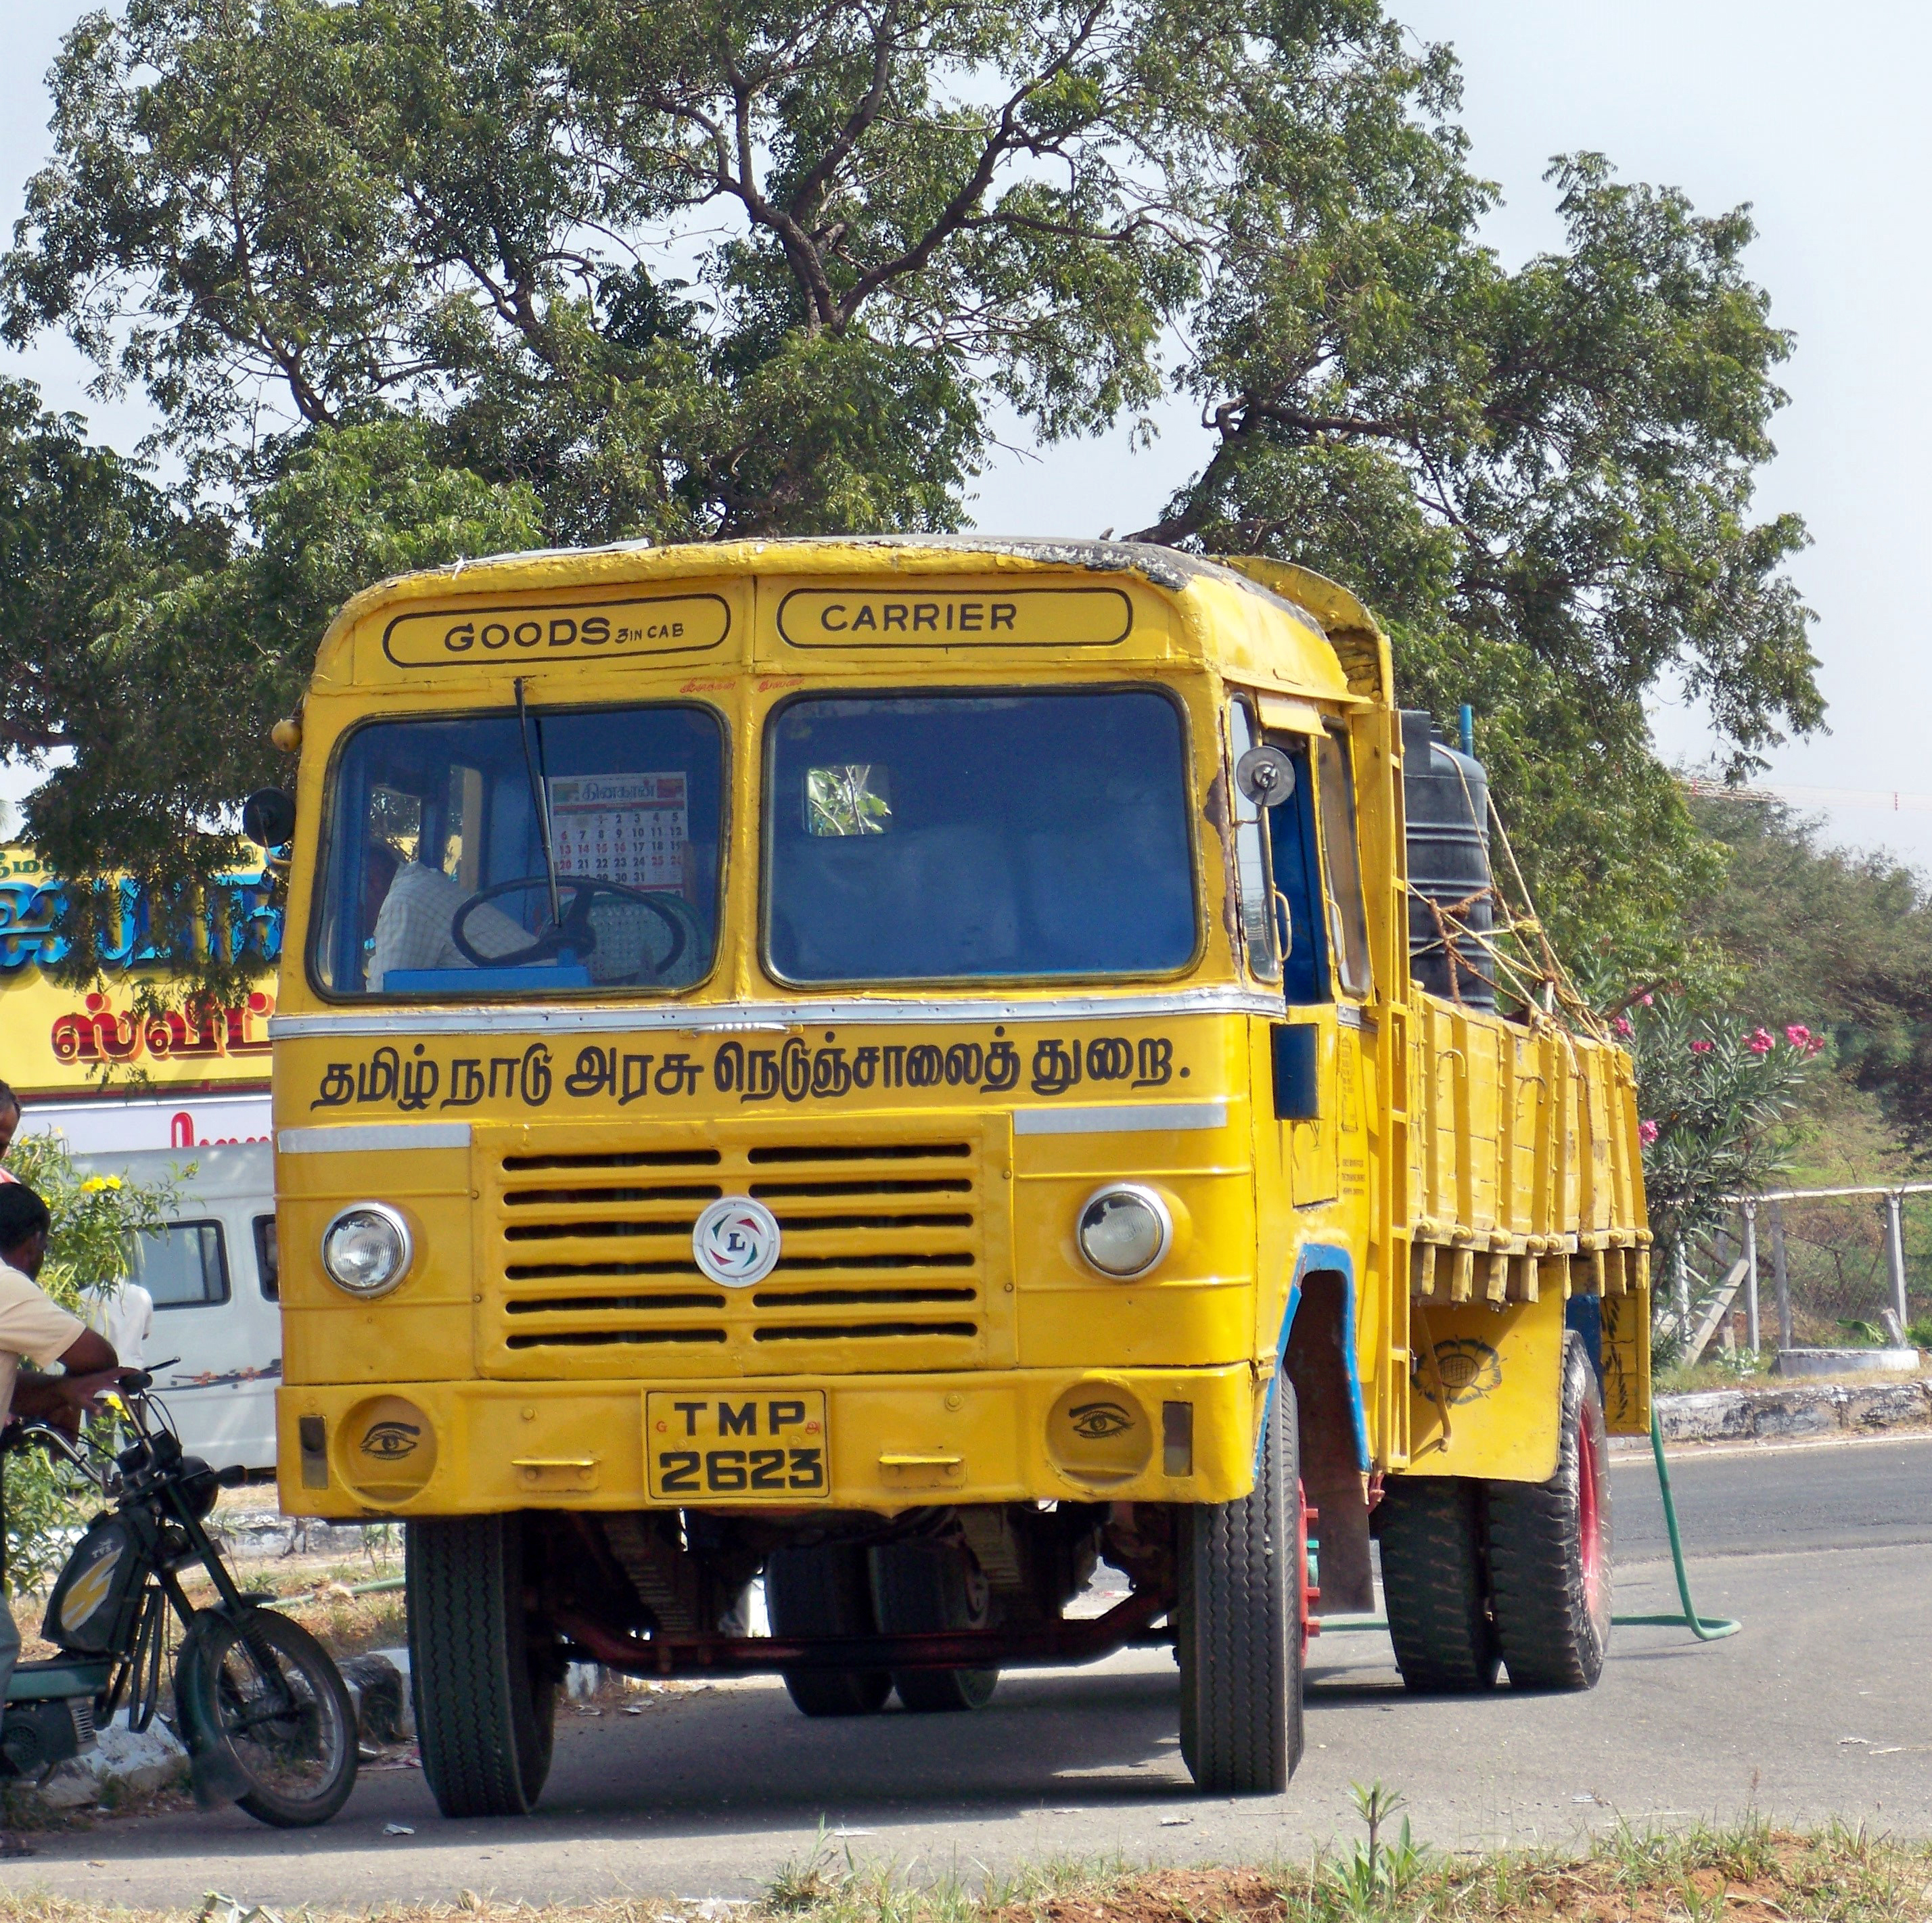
[
  {"left": 1577, "top": 1407, "right": 1609, "bottom": 1627},
  {"left": 1298, "top": 1477, "right": 1318, "bottom": 1652}
]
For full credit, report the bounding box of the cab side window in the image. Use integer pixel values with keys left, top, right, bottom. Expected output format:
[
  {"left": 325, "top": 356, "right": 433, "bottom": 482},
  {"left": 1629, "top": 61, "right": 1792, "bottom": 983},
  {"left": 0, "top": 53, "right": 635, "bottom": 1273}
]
[{"left": 1316, "top": 731, "right": 1372, "bottom": 998}]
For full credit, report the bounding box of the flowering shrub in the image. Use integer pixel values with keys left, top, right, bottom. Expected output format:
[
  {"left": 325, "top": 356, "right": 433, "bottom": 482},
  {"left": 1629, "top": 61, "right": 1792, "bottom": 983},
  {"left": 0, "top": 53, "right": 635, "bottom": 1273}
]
[{"left": 1629, "top": 999, "right": 1822, "bottom": 1322}]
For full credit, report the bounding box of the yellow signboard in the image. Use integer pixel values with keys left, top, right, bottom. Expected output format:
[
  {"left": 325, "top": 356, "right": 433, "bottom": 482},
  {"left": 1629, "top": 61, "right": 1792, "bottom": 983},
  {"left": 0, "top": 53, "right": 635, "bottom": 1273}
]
[
  {"left": 775, "top": 585, "right": 1132, "bottom": 647},
  {"left": 381, "top": 594, "right": 733, "bottom": 668},
  {"left": 0, "top": 848, "right": 276, "bottom": 1099}
]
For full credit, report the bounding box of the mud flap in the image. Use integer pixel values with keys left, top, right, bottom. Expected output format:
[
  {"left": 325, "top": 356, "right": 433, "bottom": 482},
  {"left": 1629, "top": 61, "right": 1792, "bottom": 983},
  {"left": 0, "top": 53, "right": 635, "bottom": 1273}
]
[{"left": 1283, "top": 1270, "right": 1375, "bottom": 1613}]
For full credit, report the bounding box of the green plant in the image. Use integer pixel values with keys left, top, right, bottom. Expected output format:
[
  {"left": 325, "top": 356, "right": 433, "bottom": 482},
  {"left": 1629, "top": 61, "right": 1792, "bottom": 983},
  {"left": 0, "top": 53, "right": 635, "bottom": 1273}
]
[
  {"left": 1329, "top": 1781, "right": 1429, "bottom": 1917},
  {"left": 1633, "top": 1000, "right": 1821, "bottom": 1324}
]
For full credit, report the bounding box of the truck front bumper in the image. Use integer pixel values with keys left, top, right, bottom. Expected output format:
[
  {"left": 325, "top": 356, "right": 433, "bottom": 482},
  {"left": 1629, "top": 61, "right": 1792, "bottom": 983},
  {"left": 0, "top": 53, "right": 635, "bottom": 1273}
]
[{"left": 277, "top": 1364, "right": 1264, "bottom": 1518}]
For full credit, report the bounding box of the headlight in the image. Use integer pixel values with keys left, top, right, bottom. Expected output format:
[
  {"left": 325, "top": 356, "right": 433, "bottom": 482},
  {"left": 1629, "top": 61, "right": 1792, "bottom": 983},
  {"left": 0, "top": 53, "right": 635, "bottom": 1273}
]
[
  {"left": 1076, "top": 1184, "right": 1173, "bottom": 1279},
  {"left": 319, "top": 1204, "right": 413, "bottom": 1298}
]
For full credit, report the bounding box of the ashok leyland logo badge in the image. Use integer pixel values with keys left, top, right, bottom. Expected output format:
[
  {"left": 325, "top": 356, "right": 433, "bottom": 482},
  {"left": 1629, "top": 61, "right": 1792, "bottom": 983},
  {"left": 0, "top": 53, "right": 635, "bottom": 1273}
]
[{"left": 693, "top": 1197, "right": 782, "bottom": 1287}]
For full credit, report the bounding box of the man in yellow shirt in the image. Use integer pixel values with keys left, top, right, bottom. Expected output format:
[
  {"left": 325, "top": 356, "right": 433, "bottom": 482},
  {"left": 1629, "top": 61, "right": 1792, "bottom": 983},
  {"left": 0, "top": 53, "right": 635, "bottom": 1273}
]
[{"left": 0, "top": 1185, "right": 127, "bottom": 1854}]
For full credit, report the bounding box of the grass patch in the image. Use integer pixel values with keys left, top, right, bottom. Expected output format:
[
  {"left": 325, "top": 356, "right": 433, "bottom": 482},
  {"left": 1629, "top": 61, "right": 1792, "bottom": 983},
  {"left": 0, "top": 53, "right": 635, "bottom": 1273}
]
[
  {"left": 5, "top": 1816, "right": 1932, "bottom": 1923},
  {"left": 7, "top": 1816, "right": 1924, "bottom": 1923},
  {"left": 763, "top": 1820, "right": 1932, "bottom": 1923}
]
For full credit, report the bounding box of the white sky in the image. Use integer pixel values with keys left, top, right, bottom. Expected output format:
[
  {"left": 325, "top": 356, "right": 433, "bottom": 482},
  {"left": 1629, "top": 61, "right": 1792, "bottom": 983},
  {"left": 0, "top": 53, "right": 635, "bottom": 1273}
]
[{"left": 4, "top": 1, "right": 1927, "bottom": 870}]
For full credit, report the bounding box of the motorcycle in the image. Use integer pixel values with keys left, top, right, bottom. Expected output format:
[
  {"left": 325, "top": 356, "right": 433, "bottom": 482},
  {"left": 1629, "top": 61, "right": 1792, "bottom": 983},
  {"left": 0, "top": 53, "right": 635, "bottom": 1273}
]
[{"left": 0, "top": 1369, "right": 359, "bottom": 1826}]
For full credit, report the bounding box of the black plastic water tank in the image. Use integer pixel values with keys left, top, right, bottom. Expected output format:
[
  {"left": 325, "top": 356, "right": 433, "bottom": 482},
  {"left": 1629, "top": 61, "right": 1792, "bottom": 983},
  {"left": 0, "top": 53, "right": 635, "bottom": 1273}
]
[{"left": 1400, "top": 709, "right": 1496, "bottom": 1009}]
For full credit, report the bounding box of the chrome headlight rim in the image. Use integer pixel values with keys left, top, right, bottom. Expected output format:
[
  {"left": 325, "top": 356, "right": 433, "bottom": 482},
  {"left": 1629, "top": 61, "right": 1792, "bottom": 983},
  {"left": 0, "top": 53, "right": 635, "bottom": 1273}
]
[
  {"left": 318, "top": 1202, "right": 414, "bottom": 1299},
  {"left": 1076, "top": 1182, "right": 1174, "bottom": 1280}
]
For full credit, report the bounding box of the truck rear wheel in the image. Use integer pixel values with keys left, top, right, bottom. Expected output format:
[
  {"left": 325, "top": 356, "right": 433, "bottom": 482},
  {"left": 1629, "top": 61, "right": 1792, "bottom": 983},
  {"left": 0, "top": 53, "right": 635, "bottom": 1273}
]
[
  {"left": 1176, "top": 1376, "right": 1305, "bottom": 1794},
  {"left": 765, "top": 1544, "right": 892, "bottom": 1717},
  {"left": 1377, "top": 1475, "right": 1499, "bottom": 1692},
  {"left": 871, "top": 1542, "right": 998, "bottom": 1711},
  {"left": 407, "top": 1515, "right": 557, "bottom": 1817},
  {"left": 1486, "top": 1331, "right": 1612, "bottom": 1690}
]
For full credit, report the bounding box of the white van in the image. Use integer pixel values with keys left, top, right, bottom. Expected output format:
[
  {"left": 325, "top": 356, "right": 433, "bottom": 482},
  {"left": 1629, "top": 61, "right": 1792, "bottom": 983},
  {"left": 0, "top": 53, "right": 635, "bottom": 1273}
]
[{"left": 71, "top": 1142, "right": 280, "bottom": 1476}]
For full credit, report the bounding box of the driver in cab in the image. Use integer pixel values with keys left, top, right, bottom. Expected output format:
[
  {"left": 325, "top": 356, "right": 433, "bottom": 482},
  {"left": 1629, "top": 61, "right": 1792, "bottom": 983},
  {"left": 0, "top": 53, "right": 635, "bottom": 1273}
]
[{"left": 363, "top": 838, "right": 528, "bottom": 990}]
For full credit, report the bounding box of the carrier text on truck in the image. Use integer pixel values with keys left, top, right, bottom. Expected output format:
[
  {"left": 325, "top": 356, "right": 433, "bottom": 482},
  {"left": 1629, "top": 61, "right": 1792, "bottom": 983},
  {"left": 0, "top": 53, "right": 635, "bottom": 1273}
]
[{"left": 261, "top": 538, "right": 1651, "bottom": 1817}]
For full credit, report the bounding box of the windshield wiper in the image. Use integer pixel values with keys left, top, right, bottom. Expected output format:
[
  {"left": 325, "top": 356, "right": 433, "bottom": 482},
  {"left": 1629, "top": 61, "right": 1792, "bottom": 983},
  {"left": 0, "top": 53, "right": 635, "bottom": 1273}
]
[{"left": 513, "top": 676, "right": 564, "bottom": 931}]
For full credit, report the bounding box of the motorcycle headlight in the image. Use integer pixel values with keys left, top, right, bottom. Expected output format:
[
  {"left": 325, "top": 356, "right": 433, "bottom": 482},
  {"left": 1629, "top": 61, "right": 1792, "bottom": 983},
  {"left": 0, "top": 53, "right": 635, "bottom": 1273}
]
[
  {"left": 1076, "top": 1184, "right": 1173, "bottom": 1280},
  {"left": 319, "top": 1204, "right": 413, "bottom": 1298}
]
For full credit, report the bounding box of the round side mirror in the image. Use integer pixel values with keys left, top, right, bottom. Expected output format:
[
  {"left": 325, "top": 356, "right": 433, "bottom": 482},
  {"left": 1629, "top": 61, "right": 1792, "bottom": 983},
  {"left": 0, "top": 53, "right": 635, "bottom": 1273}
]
[
  {"left": 242, "top": 788, "right": 297, "bottom": 849},
  {"left": 1235, "top": 743, "right": 1297, "bottom": 808}
]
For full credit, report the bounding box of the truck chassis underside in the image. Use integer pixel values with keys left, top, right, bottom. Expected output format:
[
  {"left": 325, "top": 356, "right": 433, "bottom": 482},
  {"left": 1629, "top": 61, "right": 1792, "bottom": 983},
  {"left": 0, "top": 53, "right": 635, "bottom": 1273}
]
[{"left": 551, "top": 1585, "right": 1175, "bottom": 1679}]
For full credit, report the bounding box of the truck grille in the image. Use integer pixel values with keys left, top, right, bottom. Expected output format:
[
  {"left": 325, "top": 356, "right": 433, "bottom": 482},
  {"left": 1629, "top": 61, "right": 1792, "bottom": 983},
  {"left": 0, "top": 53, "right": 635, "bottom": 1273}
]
[{"left": 478, "top": 1121, "right": 1010, "bottom": 1376}]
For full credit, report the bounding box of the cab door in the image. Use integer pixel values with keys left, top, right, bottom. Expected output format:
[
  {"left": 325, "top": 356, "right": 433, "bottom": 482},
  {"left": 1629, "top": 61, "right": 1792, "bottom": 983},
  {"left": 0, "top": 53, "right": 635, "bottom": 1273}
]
[{"left": 1256, "top": 718, "right": 1374, "bottom": 1207}]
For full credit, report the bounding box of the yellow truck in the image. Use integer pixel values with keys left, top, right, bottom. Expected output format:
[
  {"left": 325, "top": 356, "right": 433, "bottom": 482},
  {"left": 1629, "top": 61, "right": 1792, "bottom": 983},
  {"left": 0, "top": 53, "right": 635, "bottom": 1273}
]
[{"left": 258, "top": 537, "right": 1649, "bottom": 1815}]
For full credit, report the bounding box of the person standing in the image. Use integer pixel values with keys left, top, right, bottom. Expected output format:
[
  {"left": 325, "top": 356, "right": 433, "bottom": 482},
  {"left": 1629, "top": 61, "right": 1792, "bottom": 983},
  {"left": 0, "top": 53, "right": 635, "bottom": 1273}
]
[{"left": 0, "top": 1184, "right": 127, "bottom": 1855}]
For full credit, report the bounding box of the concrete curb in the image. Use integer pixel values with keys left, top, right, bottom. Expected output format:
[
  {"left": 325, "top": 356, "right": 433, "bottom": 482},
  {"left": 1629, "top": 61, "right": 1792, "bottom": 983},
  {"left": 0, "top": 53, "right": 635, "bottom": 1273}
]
[
  {"left": 1651, "top": 1378, "right": 1932, "bottom": 1445},
  {"left": 28, "top": 1650, "right": 411, "bottom": 1811}
]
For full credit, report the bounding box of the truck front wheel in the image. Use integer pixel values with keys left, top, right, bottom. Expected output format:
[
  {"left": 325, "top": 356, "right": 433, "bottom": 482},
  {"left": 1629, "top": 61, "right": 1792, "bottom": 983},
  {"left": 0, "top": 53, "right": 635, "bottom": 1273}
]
[
  {"left": 407, "top": 1514, "right": 558, "bottom": 1817},
  {"left": 1485, "top": 1330, "right": 1613, "bottom": 1689},
  {"left": 1377, "top": 1477, "right": 1500, "bottom": 1693},
  {"left": 1176, "top": 1375, "right": 1306, "bottom": 1794},
  {"left": 765, "top": 1544, "right": 892, "bottom": 1717}
]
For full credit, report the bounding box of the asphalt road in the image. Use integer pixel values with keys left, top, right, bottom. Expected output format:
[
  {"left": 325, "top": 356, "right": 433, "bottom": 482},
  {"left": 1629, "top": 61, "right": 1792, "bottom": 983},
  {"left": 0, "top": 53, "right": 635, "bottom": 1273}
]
[{"left": 9, "top": 1431, "right": 1931, "bottom": 1910}]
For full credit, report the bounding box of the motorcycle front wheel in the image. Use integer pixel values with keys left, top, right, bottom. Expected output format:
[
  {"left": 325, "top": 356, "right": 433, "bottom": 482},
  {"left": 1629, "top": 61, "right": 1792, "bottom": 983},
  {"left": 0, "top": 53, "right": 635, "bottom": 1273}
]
[{"left": 178, "top": 1608, "right": 358, "bottom": 1826}]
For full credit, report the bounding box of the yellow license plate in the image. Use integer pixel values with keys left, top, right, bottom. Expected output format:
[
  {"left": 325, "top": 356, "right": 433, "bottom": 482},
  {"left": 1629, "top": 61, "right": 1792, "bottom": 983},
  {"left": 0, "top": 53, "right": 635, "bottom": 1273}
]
[{"left": 645, "top": 1391, "right": 831, "bottom": 1502}]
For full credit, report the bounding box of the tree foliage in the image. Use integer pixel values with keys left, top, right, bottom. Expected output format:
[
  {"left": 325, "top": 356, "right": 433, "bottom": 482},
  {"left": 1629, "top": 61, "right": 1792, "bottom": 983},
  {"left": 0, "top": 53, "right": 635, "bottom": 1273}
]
[
  {"left": 1682, "top": 796, "right": 1932, "bottom": 1163},
  {"left": 0, "top": 0, "right": 1822, "bottom": 994}
]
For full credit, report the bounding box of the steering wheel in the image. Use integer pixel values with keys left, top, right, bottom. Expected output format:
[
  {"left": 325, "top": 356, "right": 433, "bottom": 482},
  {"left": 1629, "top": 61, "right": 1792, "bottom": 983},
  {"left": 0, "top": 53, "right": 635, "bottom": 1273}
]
[{"left": 451, "top": 875, "right": 691, "bottom": 978}]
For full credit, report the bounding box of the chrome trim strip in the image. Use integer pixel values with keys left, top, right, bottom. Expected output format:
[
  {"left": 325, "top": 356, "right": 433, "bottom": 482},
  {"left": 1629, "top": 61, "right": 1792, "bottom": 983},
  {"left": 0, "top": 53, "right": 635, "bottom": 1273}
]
[
  {"left": 279, "top": 1123, "right": 473, "bottom": 1155},
  {"left": 268, "top": 988, "right": 1285, "bottom": 1042},
  {"left": 1013, "top": 1101, "right": 1229, "bottom": 1136}
]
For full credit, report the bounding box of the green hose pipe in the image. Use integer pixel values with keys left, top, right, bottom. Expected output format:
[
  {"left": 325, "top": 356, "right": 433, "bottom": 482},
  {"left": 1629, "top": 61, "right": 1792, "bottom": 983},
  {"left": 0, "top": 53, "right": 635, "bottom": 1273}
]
[{"left": 1607, "top": 1408, "right": 1740, "bottom": 1640}]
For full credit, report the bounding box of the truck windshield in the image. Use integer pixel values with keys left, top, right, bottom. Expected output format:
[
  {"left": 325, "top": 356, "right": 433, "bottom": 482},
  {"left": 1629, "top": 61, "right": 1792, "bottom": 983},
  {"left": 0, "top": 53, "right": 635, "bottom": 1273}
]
[
  {"left": 765, "top": 689, "right": 1195, "bottom": 983},
  {"left": 313, "top": 703, "right": 724, "bottom": 996}
]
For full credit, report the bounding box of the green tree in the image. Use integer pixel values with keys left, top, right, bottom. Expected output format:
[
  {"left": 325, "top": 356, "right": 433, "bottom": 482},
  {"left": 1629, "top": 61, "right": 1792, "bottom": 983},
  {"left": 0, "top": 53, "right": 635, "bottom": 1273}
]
[
  {"left": 1681, "top": 795, "right": 1932, "bottom": 1163},
  {"left": 19, "top": 418, "right": 542, "bottom": 1000},
  {"left": 0, "top": 1136, "right": 178, "bottom": 1592},
  {"left": 0, "top": 0, "right": 1822, "bottom": 995}
]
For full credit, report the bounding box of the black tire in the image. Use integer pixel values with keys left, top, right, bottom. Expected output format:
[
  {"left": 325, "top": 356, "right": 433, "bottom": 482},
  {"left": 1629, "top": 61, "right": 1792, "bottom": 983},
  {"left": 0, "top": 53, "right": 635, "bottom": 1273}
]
[
  {"left": 178, "top": 1608, "right": 357, "bottom": 1828},
  {"left": 765, "top": 1544, "right": 892, "bottom": 1717},
  {"left": 870, "top": 1542, "right": 998, "bottom": 1712},
  {"left": 407, "top": 1514, "right": 558, "bottom": 1816},
  {"left": 1377, "top": 1476, "right": 1500, "bottom": 1693},
  {"left": 1486, "top": 1330, "right": 1613, "bottom": 1690},
  {"left": 1176, "top": 1376, "right": 1306, "bottom": 1794}
]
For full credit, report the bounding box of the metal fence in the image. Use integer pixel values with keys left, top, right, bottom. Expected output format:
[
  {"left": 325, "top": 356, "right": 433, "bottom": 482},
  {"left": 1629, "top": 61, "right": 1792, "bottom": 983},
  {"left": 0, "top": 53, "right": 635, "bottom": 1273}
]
[{"left": 1679, "top": 1184, "right": 1932, "bottom": 1353}]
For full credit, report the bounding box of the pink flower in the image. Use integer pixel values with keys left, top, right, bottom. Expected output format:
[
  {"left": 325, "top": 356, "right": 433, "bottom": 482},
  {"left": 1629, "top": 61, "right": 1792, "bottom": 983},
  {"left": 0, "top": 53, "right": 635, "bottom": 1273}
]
[
  {"left": 1613, "top": 1015, "right": 1633, "bottom": 1037},
  {"left": 1640, "top": 992, "right": 1655, "bottom": 1007},
  {"left": 1785, "top": 1024, "right": 1813, "bottom": 1050},
  {"left": 1690, "top": 1040, "right": 1714, "bottom": 1055},
  {"left": 1638, "top": 1119, "right": 1659, "bottom": 1145},
  {"left": 1747, "top": 1027, "right": 1774, "bottom": 1054}
]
